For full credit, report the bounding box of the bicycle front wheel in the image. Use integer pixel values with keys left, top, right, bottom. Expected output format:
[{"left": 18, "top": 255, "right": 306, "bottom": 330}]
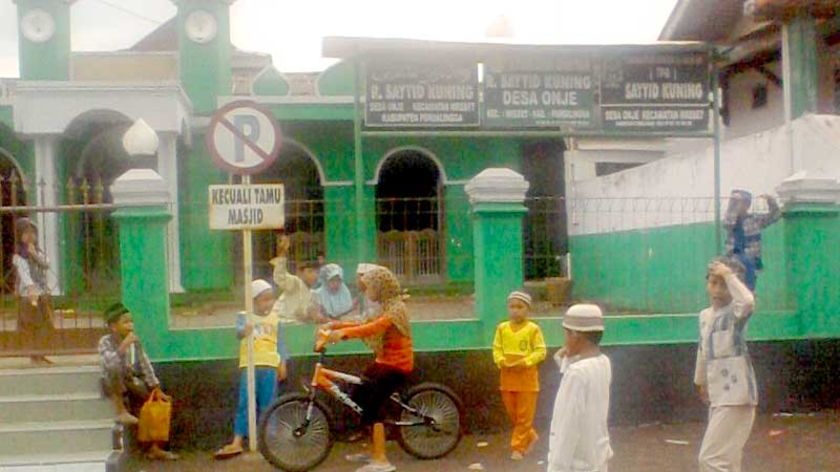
[
  {"left": 396, "top": 382, "right": 463, "bottom": 460},
  {"left": 258, "top": 393, "right": 333, "bottom": 472}
]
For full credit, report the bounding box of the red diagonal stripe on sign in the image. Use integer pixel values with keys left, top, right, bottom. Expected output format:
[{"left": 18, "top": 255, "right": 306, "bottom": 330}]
[{"left": 218, "top": 116, "right": 271, "bottom": 162}]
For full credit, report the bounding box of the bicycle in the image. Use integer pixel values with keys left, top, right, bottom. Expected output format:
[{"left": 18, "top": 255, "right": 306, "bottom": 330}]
[{"left": 257, "top": 328, "right": 464, "bottom": 472}]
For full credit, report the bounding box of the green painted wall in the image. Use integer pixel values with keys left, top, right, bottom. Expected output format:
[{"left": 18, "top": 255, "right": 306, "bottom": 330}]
[
  {"left": 473, "top": 202, "right": 527, "bottom": 342},
  {"left": 281, "top": 121, "right": 354, "bottom": 182},
  {"left": 147, "top": 309, "right": 805, "bottom": 363},
  {"left": 178, "top": 142, "right": 234, "bottom": 290},
  {"left": 784, "top": 203, "right": 840, "bottom": 337},
  {"left": 115, "top": 187, "right": 838, "bottom": 365},
  {"left": 0, "top": 123, "right": 32, "bottom": 183},
  {"left": 267, "top": 104, "right": 354, "bottom": 121},
  {"left": 115, "top": 207, "right": 173, "bottom": 358},
  {"left": 363, "top": 137, "right": 523, "bottom": 182},
  {"left": 266, "top": 122, "right": 526, "bottom": 285},
  {"left": 444, "top": 185, "right": 473, "bottom": 282},
  {"left": 16, "top": 0, "right": 71, "bottom": 80},
  {"left": 570, "top": 221, "right": 789, "bottom": 314},
  {"left": 784, "top": 15, "right": 820, "bottom": 119},
  {"left": 323, "top": 185, "right": 356, "bottom": 276},
  {"left": 0, "top": 106, "right": 13, "bottom": 130}
]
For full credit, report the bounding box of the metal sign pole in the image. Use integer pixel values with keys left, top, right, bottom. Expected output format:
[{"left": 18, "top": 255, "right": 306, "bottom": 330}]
[
  {"left": 711, "top": 55, "right": 723, "bottom": 255},
  {"left": 243, "top": 174, "right": 257, "bottom": 452}
]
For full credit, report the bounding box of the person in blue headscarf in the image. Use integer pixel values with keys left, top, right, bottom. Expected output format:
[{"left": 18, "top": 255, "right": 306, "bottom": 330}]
[{"left": 314, "top": 263, "right": 354, "bottom": 321}]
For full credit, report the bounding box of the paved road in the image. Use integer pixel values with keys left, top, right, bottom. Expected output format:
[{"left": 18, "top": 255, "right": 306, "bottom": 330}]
[{"left": 129, "top": 410, "right": 840, "bottom": 471}]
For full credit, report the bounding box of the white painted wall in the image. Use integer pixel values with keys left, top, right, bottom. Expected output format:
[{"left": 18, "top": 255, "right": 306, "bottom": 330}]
[
  {"left": 724, "top": 43, "right": 840, "bottom": 140},
  {"left": 724, "top": 61, "right": 786, "bottom": 140},
  {"left": 568, "top": 114, "right": 840, "bottom": 236}
]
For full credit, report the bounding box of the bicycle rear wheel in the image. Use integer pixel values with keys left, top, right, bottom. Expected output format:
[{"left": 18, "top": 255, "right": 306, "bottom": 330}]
[
  {"left": 396, "top": 382, "right": 463, "bottom": 460},
  {"left": 258, "top": 393, "right": 333, "bottom": 472}
]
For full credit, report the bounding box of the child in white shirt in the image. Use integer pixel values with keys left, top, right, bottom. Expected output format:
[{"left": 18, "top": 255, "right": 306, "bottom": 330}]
[{"left": 548, "top": 304, "right": 612, "bottom": 472}]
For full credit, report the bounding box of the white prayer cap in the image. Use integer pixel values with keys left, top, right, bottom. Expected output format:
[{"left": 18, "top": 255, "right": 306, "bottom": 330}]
[
  {"left": 562, "top": 304, "right": 605, "bottom": 332},
  {"left": 356, "top": 263, "right": 383, "bottom": 275},
  {"left": 251, "top": 279, "right": 273, "bottom": 298},
  {"left": 507, "top": 290, "right": 532, "bottom": 307}
]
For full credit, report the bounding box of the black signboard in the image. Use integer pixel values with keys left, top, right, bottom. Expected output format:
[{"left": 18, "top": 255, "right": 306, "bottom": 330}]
[
  {"left": 484, "top": 57, "right": 595, "bottom": 128},
  {"left": 600, "top": 53, "right": 709, "bottom": 131},
  {"left": 365, "top": 62, "right": 479, "bottom": 127}
]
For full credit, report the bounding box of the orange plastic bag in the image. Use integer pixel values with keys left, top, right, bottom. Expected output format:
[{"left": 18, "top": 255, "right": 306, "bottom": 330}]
[{"left": 137, "top": 388, "right": 171, "bottom": 443}]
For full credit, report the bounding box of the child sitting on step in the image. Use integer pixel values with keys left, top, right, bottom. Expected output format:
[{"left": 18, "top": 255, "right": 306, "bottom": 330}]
[{"left": 98, "top": 302, "right": 178, "bottom": 461}]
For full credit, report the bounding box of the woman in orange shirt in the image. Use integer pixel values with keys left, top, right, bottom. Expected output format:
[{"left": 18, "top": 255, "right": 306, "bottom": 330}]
[{"left": 327, "top": 266, "right": 412, "bottom": 471}]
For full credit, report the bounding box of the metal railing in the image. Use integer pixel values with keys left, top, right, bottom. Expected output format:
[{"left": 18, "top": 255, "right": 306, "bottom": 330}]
[{"left": 0, "top": 176, "right": 121, "bottom": 357}]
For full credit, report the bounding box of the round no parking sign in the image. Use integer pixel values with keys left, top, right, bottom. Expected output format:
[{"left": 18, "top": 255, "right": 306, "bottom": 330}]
[{"left": 206, "top": 100, "right": 282, "bottom": 175}]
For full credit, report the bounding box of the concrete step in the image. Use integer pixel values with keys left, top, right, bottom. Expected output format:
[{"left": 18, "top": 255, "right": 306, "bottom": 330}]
[
  {"left": 0, "top": 420, "right": 116, "bottom": 457},
  {"left": 0, "top": 392, "right": 112, "bottom": 423},
  {"left": 0, "top": 450, "right": 122, "bottom": 472},
  {"left": 0, "top": 366, "right": 102, "bottom": 397}
]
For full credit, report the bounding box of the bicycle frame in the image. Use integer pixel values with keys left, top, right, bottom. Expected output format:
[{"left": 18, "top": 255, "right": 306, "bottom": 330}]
[
  {"left": 309, "top": 350, "right": 365, "bottom": 415},
  {"left": 304, "top": 330, "right": 431, "bottom": 429}
]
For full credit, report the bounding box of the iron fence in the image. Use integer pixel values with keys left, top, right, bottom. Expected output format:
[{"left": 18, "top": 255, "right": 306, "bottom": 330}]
[
  {"left": 0, "top": 176, "right": 122, "bottom": 357},
  {"left": 563, "top": 196, "right": 786, "bottom": 314}
]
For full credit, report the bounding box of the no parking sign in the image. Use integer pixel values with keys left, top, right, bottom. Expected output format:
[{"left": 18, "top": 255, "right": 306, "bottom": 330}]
[
  {"left": 206, "top": 100, "right": 282, "bottom": 175},
  {"left": 205, "top": 100, "right": 284, "bottom": 451}
]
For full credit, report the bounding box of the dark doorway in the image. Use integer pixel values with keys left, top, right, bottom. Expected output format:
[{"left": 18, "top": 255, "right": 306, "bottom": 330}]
[
  {"left": 375, "top": 149, "right": 443, "bottom": 283},
  {"left": 521, "top": 140, "right": 567, "bottom": 280},
  {"left": 250, "top": 142, "right": 325, "bottom": 280}
]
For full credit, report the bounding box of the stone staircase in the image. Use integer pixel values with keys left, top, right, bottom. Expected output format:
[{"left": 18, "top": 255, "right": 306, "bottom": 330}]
[{"left": 0, "top": 365, "right": 122, "bottom": 472}]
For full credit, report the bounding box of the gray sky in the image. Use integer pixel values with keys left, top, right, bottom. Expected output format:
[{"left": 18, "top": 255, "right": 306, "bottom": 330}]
[{"left": 1, "top": 0, "right": 679, "bottom": 77}]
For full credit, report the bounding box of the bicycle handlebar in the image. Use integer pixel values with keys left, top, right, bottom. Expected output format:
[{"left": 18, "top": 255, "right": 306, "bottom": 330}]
[{"left": 314, "top": 329, "right": 330, "bottom": 353}]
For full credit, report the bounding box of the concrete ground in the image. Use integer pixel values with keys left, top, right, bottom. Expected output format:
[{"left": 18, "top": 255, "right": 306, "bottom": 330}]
[{"left": 127, "top": 410, "right": 840, "bottom": 472}]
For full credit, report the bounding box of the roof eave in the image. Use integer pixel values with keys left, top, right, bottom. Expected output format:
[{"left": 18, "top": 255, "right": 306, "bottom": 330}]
[{"left": 659, "top": 0, "right": 694, "bottom": 41}]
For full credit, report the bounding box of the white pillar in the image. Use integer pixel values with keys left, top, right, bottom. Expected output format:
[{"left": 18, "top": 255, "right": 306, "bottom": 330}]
[
  {"left": 157, "top": 133, "right": 184, "bottom": 293},
  {"left": 33, "top": 135, "right": 61, "bottom": 295}
]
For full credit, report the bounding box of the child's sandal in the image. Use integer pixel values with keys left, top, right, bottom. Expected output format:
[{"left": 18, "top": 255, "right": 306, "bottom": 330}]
[{"left": 213, "top": 444, "right": 243, "bottom": 459}]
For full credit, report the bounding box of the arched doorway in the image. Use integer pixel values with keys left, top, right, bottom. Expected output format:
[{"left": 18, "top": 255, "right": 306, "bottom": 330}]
[
  {"left": 250, "top": 141, "right": 325, "bottom": 280},
  {"left": 0, "top": 148, "right": 28, "bottom": 294},
  {"left": 375, "top": 148, "right": 444, "bottom": 283},
  {"left": 63, "top": 111, "right": 133, "bottom": 294}
]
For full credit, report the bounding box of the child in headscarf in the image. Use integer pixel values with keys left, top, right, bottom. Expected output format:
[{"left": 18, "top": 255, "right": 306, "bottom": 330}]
[
  {"left": 355, "top": 263, "right": 385, "bottom": 321},
  {"left": 326, "top": 267, "right": 413, "bottom": 472},
  {"left": 314, "top": 263, "right": 354, "bottom": 321},
  {"left": 12, "top": 217, "right": 54, "bottom": 365}
]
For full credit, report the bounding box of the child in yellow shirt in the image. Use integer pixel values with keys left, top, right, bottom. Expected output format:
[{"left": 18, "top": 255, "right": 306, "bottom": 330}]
[{"left": 492, "top": 290, "right": 547, "bottom": 460}]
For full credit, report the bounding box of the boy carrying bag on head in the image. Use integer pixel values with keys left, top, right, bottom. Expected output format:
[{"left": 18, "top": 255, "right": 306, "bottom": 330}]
[{"left": 695, "top": 258, "right": 757, "bottom": 472}]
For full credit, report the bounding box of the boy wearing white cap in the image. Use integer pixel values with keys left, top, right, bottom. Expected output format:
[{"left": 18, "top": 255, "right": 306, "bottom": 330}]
[
  {"left": 548, "top": 304, "right": 613, "bottom": 472},
  {"left": 492, "top": 290, "right": 546, "bottom": 460},
  {"left": 695, "top": 258, "right": 757, "bottom": 472},
  {"left": 214, "top": 279, "right": 289, "bottom": 459}
]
